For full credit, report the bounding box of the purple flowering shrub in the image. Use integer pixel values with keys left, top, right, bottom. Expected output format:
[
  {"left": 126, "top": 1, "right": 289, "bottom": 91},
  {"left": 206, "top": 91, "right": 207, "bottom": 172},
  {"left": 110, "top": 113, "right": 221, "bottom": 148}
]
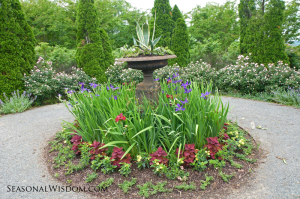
[{"left": 23, "top": 57, "right": 96, "bottom": 103}]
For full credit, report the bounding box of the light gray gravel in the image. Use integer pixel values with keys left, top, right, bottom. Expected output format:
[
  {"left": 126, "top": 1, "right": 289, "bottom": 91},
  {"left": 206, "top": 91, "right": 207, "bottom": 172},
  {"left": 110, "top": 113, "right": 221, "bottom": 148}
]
[{"left": 0, "top": 98, "right": 299, "bottom": 199}]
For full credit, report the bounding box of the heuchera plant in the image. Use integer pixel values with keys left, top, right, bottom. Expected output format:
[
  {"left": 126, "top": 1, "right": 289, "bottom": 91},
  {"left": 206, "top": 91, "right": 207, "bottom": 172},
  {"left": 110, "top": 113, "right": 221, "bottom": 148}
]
[
  {"left": 150, "top": 147, "right": 169, "bottom": 166},
  {"left": 176, "top": 144, "right": 196, "bottom": 167},
  {"left": 204, "top": 137, "right": 222, "bottom": 160},
  {"left": 110, "top": 147, "right": 131, "bottom": 168},
  {"left": 89, "top": 141, "right": 108, "bottom": 160}
]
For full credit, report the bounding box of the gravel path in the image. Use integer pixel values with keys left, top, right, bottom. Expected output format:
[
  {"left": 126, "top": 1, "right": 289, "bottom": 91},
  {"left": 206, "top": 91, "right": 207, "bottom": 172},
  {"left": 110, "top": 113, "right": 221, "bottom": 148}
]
[{"left": 0, "top": 97, "right": 299, "bottom": 199}]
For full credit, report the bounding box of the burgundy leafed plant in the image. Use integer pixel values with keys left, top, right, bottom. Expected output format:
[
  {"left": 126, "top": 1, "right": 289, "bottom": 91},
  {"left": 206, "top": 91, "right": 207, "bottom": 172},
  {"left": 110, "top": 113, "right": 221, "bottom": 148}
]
[
  {"left": 204, "top": 137, "right": 223, "bottom": 159},
  {"left": 223, "top": 123, "right": 229, "bottom": 131},
  {"left": 166, "top": 94, "right": 173, "bottom": 99},
  {"left": 150, "top": 147, "right": 169, "bottom": 166},
  {"left": 70, "top": 135, "right": 83, "bottom": 154},
  {"left": 110, "top": 147, "right": 131, "bottom": 168},
  {"left": 89, "top": 141, "right": 108, "bottom": 160},
  {"left": 176, "top": 144, "right": 196, "bottom": 167}
]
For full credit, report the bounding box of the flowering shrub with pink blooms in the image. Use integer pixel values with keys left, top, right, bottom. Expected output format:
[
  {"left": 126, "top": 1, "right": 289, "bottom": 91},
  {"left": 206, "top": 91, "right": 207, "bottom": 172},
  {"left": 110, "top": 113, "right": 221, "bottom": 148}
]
[{"left": 23, "top": 57, "right": 96, "bottom": 104}]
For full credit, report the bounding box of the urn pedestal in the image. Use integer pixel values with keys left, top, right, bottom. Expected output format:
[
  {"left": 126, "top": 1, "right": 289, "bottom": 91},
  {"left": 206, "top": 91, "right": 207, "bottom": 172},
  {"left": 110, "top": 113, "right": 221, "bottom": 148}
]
[{"left": 119, "top": 55, "right": 176, "bottom": 104}]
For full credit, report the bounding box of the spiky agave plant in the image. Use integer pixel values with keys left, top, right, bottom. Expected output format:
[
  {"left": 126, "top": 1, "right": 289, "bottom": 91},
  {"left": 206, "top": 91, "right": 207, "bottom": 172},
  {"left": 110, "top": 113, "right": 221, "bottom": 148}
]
[{"left": 132, "top": 11, "right": 161, "bottom": 54}]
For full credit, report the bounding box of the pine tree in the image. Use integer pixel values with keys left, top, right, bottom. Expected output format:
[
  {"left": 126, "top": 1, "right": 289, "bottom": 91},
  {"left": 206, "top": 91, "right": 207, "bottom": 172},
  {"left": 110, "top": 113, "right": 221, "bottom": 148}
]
[
  {"left": 0, "top": 0, "right": 36, "bottom": 100},
  {"left": 169, "top": 18, "right": 190, "bottom": 67},
  {"left": 151, "top": 0, "right": 174, "bottom": 47},
  {"left": 76, "top": 0, "right": 113, "bottom": 83}
]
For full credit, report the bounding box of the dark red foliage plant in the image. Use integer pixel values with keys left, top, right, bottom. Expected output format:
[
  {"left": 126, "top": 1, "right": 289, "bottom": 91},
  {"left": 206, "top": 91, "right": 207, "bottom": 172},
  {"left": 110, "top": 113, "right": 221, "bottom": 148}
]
[
  {"left": 150, "top": 147, "right": 169, "bottom": 166},
  {"left": 223, "top": 122, "right": 229, "bottom": 131},
  {"left": 110, "top": 147, "right": 131, "bottom": 168},
  {"left": 89, "top": 141, "right": 108, "bottom": 160},
  {"left": 70, "top": 135, "right": 83, "bottom": 154},
  {"left": 204, "top": 137, "right": 223, "bottom": 159},
  {"left": 176, "top": 144, "right": 196, "bottom": 167}
]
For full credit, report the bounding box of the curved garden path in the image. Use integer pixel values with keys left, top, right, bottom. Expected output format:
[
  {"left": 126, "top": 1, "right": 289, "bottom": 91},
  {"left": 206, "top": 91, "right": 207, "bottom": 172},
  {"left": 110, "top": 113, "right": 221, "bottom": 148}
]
[{"left": 0, "top": 97, "right": 299, "bottom": 198}]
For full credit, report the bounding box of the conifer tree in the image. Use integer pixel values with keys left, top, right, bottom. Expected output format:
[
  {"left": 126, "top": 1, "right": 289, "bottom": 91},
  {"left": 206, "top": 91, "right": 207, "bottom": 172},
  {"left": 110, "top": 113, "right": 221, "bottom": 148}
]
[
  {"left": 76, "top": 0, "right": 113, "bottom": 83},
  {"left": 151, "top": 0, "right": 174, "bottom": 47},
  {"left": 100, "top": 28, "right": 114, "bottom": 68},
  {"left": 0, "top": 0, "right": 35, "bottom": 100},
  {"left": 172, "top": 4, "right": 183, "bottom": 26},
  {"left": 169, "top": 18, "right": 190, "bottom": 67},
  {"left": 261, "top": 0, "right": 289, "bottom": 64}
]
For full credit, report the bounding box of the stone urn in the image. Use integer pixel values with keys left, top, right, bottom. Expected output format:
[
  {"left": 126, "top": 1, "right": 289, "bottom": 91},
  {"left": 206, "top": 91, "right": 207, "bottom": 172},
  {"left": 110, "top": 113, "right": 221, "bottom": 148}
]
[{"left": 119, "top": 54, "right": 176, "bottom": 104}]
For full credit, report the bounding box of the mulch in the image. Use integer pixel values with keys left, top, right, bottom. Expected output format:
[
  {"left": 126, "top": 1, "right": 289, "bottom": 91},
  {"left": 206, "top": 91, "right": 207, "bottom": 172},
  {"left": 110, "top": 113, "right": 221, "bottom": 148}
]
[{"left": 43, "top": 131, "right": 264, "bottom": 199}]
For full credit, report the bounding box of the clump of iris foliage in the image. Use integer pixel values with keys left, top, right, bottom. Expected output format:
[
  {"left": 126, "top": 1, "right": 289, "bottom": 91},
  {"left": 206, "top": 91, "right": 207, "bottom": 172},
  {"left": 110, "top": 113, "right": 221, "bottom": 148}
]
[
  {"left": 48, "top": 76, "right": 258, "bottom": 194},
  {"left": 63, "top": 76, "right": 229, "bottom": 157}
]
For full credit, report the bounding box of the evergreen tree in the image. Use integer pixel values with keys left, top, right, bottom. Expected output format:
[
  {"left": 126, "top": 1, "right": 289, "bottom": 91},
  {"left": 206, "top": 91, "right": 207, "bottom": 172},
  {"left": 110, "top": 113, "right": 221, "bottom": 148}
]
[
  {"left": 100, "top": 28, "right": 114, "bottom": 67},
  {"left": 76, "top": 0, "right": 112, "bottom": 83},
  {"left": 151, "top": 0, "right": 174, "bottom": 47},
  {"left": 238, "top": 0, "right": 255, "bottom": 54},
  {"left": 172, "top": 4, "right": 183, "bottom": 26},
  {"left": 0, "top": 0, "right": 36, "bottom": 100},
  {"left": 169, "top": 18, "right": 190, "bottom": 67},
  {"left": 261, "top": 0, "right": 289, "bottom": 64},
  {"left": 239, "top": 0, "right": 289, "bottom": 65}
]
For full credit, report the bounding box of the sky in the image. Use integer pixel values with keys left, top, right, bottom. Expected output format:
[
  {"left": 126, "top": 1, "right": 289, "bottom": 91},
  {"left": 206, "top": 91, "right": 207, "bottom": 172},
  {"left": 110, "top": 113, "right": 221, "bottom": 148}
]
[
  {"left": 125, "top": 0, "right": 239, "bottom": 14},
  {"left": 125, "top": 0, "right": 292, "bottom": 14}
]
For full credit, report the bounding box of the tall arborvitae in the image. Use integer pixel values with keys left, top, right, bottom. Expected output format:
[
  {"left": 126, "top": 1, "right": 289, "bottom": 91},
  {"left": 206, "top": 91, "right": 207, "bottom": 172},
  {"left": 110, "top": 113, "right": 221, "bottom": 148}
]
[
  {"left": 239, "top": 0, "right": 289, "bottom": 65},
  {"left": 0, "top": 0, "right": 35, "bottom": 100},
  {"left": 172, "top": 4, "right": 183, "bottom": 27},
  {"left": 151, "top": 0, "right": 174, "bottom": 47},
  {"left": 169, "top": 18, "right": 190, "bottom": 67},
  {"left": 262, "top": 0, "right": 289, "bottom": 64},
  {"left": 100, "top": 28, "right": 114, "bottom": 68},
  {"left": 76, "top": 0, "right": 112, "bottom": 83},
  {"left": 238, "top": 0, "right": 255, "bottom": 55}
]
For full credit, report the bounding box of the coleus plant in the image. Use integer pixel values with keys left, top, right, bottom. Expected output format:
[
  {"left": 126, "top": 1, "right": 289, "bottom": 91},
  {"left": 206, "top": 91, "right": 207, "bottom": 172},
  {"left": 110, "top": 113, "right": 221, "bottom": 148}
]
[
  {"left": 150, "top": 146, "right": 169, "bottom": 166},
  {"left": 89, "top": 141, "right": 108, "bottom": 160},
  {"left": 204, "top": 137, "right": 223, "bottom": 160},
  {"left": 110, "top": 147, "right": 131, "bottom": 168},
  {"left": 176, "top": 144, "right": 196, "bottom": 167},
  {"left": 70, "top": 135, "right": 84, "bottom": 154}
]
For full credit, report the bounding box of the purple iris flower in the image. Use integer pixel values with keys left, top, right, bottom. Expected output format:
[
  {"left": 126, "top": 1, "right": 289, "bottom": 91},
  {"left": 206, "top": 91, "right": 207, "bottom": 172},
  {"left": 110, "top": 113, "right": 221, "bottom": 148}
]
[
  {"left": 175, "top": 87, "right": 178, "bottom": 91},
  {"left": 96, "top": 94, "right": 100, "bottom": 97},
  {"left": 184, "top": 88, "right": 192, "bottom": 94},
  {"left": 172, "top": 73, "right": 179, "bottom": 79},
  {"left": 67, "top": 90, "right": 75, "bottom": 94},
  {"left": 180, "top": 98, "right": 189, "bottom": 104},
  {"left": 201, "top": 91, "right": 211, "bottom": 99},
  {"left": 154, "top": 78, "right": 159, "bottom": 81},
  {"left": 175, "top": 104, "right": 185, "bottom": 112},
  {"left": 58, "top": 94, "right": 62, "bottom": 98},
  {"left": 113, "top": 96, "right": 117, "bottom": 100},
  {"left": 89, "top": 83, "right": 99, "bottom": 88},
  {"left": 162, "top": 90, "right": 164, "bottom": 94},
  {"left": 181, "top": 81, "right": 191, "bottom": 88},
  {"left": 78, "top": 82, "right": 85, "bottom": 89},
  {"left": 68, "top": 103, "right": 73, "bottom": 107}
]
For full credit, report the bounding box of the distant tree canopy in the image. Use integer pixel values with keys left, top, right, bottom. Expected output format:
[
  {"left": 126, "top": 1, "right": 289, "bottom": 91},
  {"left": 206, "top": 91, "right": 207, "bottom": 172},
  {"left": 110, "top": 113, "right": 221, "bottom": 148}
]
[{"left": 0, "top": 0, "right": 36, "bottom": 100}]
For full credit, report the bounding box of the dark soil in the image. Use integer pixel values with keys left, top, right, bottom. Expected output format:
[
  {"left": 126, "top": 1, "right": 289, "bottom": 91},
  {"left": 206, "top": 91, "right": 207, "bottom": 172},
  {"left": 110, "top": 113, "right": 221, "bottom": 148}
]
[{"left": 44, "top": 130, "right": 263, "bottom": 199}]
